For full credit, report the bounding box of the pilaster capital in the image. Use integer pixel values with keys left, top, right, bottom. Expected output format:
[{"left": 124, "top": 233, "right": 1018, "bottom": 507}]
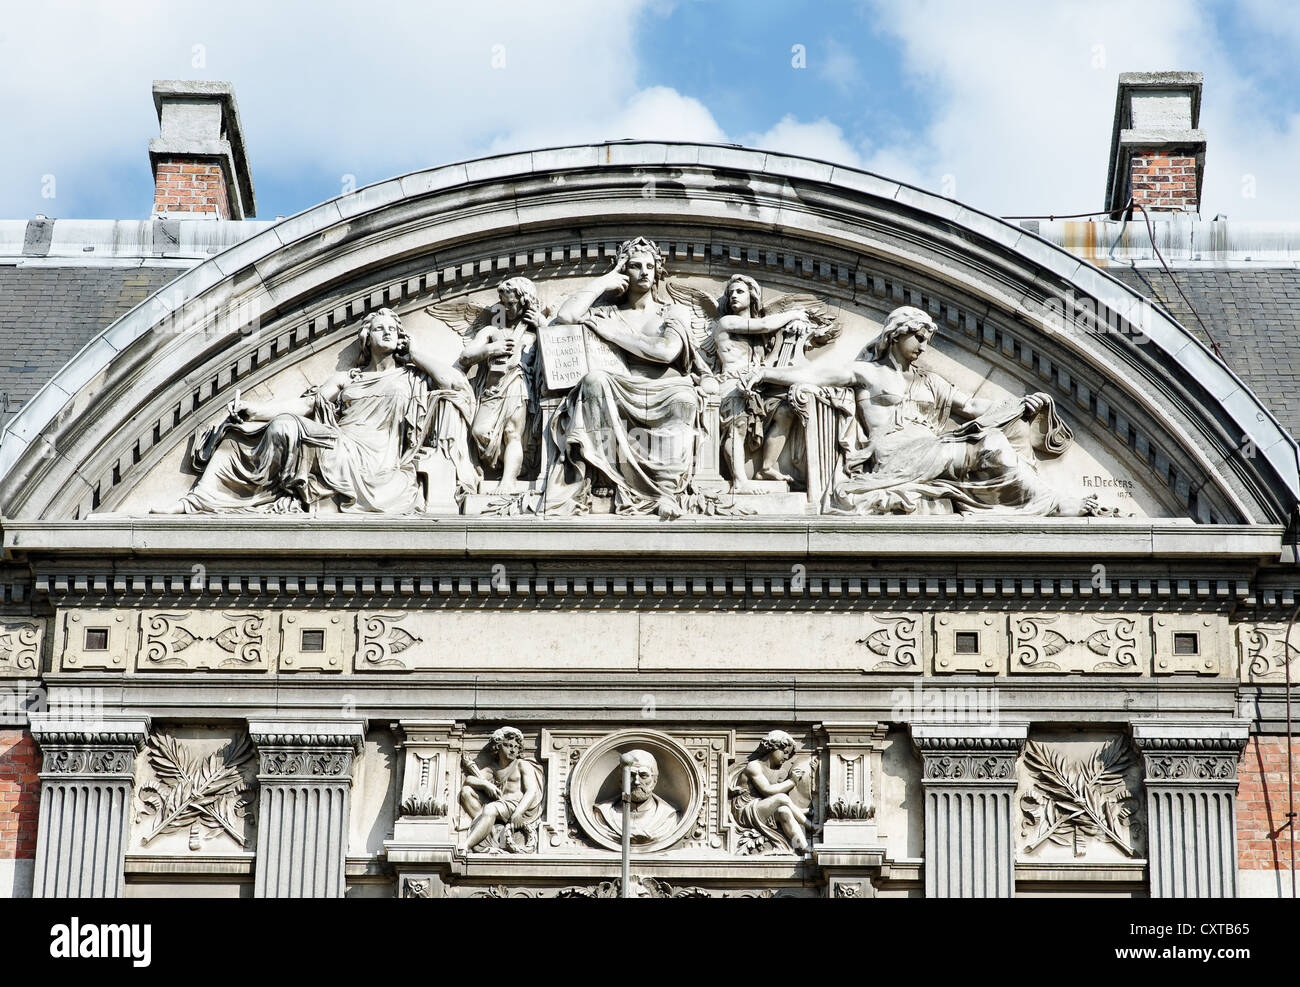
[
  {"left": 29, "top": 714, "right": 149, "bottom": 777},
  {"left": 1130, "top": 720, "right": 1248, "bottom": 784},
  {"left": 911, "top": 723, "right": 1028, "bottom": 784},
  {"left": 248, "top": 719, "right": 365, "bottom": 780}
]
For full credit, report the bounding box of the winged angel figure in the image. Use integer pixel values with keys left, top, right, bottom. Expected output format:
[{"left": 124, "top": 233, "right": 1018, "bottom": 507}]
[
  {"left": 426, "top": 277, "right": 548, "bottom": 492},
  {"left": 667, "top": 275, "right": 839, "bottom": 490}
]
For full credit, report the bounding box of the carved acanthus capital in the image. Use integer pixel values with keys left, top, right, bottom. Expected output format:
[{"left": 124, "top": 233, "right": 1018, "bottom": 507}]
[
  {"left": 912, "top": 724, "right": 1027, "bottom": 784},
  {"left": 248, "top": 720, "right": 364, "bottom": 780},
  {"left": 29, "top": 714, "right": 149, "bottom": 778},
  {"left": 1130, "top": 722, "right": 1248, "bottom": 784}
]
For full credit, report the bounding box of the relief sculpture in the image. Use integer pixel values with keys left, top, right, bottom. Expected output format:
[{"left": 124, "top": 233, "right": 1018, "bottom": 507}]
[
  {"left": 751, "top": 306, "right": 1103, "bottom": 516},
  {"left": 542, "top": 237, "right": 713, "bottom": 518},
  {"left": 591, "top": 748, "right": 683, "bottom": 844},
  {"left": 152, "top": 237, "right": 1124, "bottom": 521},
  {"left": 427, "top": 277, "right": 545, "bottom": 493},
  {"left": 667, "top": 275, "right": 838, "bottom": 492},
  {"left": 156, "top": 308, "right": 474, "bottom": 514},
  {"left": 458, "top": 727, "right": 544, "bottom": 854},
  {"left": 729, "top": 730, "right": 818, "bottom": 854}
]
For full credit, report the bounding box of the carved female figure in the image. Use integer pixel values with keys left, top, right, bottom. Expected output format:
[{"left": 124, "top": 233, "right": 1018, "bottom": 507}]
[
  {"left": 667, "top": 274, "right": 837, "bottom": 491},
  {"left": 731, "top": 730, "right": 815, "bottom": 854},
  {"left": 157, "top": 308, "right": 474, "bottom": 514},
  {"left": 544, "top": 237, "right": 708, "bottom": 518}
]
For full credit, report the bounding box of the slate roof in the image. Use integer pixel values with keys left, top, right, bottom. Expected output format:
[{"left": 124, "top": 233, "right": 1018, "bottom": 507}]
[
  {"left": 1110, "top": 267, "right": 1300, "bottom": 438},
  {"left": 0, "top": 265, "right": 182, "bottom": 429},
  {"left": 0, "top": 259, "right": 1297, "bottom": 439}
]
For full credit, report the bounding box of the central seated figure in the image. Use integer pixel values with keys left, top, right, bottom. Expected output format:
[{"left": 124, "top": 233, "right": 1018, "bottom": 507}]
[{"left": 543, "top": 237, "right": 706, "bottom": 518}]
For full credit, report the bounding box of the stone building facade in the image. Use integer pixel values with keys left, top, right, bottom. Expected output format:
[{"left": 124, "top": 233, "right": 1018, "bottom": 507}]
[{"left": 0, "top": 74, "right": 1297, "bottom": 898}]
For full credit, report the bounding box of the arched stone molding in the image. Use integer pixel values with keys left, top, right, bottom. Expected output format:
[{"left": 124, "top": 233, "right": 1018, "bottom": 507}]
[{"left": 0, "top": 142, "right": 1293, "bottom": 524}]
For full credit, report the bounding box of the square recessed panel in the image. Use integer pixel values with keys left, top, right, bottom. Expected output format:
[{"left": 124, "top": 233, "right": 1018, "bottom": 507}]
[
  {"left": 1173, "top": 632, "right": 1199, "bottom": 655},
  {"left": 954, "top": 631, "right": 980, "bottom": 655},
  {"left": 84, "top": 627, "right": 109, "bottom": 651},
  {"left": 300, "top": 629, "right": 325, "bottom": 652}
]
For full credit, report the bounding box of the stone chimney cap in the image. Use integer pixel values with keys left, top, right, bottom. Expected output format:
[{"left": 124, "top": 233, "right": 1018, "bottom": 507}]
[
  {"left": 1105, "top": 72, "right": 1206, "bottom": 216},
  {"left": 149, "top": 79, "right": 256, "bottom": 219}
]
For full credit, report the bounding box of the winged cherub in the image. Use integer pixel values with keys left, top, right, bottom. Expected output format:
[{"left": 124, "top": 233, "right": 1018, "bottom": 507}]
[
  {"left": 426, "top": 277, "right": 545, "bottom": 492},
  {"left": 667, "top": 275, "right": 839, "bottom": 491}
]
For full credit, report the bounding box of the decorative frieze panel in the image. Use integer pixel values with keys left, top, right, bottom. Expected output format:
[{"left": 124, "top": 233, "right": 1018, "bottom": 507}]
[
  {"left": 138, "top": 610, "right": 269, "bottom": 671},
  {"left": 279, "top": 611, "right": 348, "bottom": 672},
  {"left": 1152, "top": 615, "right": 1226, "bottom": 675},
  {"left": 933, "top": 614, "right": 1005, "bottom": 674},
  {"left": 1010, "top": 615, "right": 1144, "bottom": 674},
  {"left": 857, "top": 615, "right": 922, "bottom": 673},
  {"left": 1016, "top": 733, "right": 1143, "bottom": 862},
  {"left": 356, "top": 612, "right": 425, "bottom": 671},
  {"left": 134, "top": 731, "right": 256, "bottom": 851},
  {"left": 44, "top": 606, "right": 1245, "bottom": 678},
  {"left": 0, "top": 617, "right": 42, "bottom": 676},
  {"left": 56, "top": 609, "right": 133, "bottom": 671},
  {"left": 1235, "top": 622, "right": 1297, "bottom": 682}
]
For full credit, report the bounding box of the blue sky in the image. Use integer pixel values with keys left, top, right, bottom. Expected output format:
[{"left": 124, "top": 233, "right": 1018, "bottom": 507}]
[{"left": 2, "top": 0, "right": 1298, "bottom": 222}]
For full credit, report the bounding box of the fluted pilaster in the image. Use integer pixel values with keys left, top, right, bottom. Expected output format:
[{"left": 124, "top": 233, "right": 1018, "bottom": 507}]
[
  {"left": 249, "top": 720, "right": 364, "bottom": 898},
  {"left": 29, "top": 715, "right": 148, "bottom": 898},
  {"left": 912, "top": 723, "right": 1027, "bottom": 898},
  {"left": 1131, "top": 721, "right": 1248, "bottom": 898}
]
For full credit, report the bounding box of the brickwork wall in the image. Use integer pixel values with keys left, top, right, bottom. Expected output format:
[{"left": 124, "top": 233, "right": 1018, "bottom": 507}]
[
  {"left": 1127, "top": 150, "right": 1199, "bottom": 211},
  {"left": 0, "top": 730, "right": 40, "bottom": 860},
  {"left": 1237, "top": 736, "right": 1299, "bottom": 873},
  {"left": 152, "top": 157, "right": 231, "bottom": 218}
]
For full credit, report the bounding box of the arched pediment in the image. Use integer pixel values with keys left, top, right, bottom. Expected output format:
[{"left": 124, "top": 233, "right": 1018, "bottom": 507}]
[{"left": 1, "top": 142, "right": 1294, "bottom": 526}]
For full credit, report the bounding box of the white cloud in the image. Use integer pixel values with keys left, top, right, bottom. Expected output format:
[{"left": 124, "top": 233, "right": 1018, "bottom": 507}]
[
  {"left": 3, "top": 0, "right": 1296, "bottom": 223},
  {"left": 490, "top": 85, "right": 727, "bottom": 152},
  {"left": 816, "top": 39, "right": 862, "bottom": 93},
  {"left": 0, "top": 0, "right": 656, "bottom": 217},
  {"left": 745, "top": 115, "right": 867, "bottom": 168},
  {"left": 861, "top": 0, "right": 1300, "bottom": 219}
]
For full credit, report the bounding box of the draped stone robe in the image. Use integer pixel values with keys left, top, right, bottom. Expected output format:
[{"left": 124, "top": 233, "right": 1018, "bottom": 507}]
[
  {"left": 543, "top": 303, "right": 704, "bottom": 516},
  {"left": 830, "top": 369, "right": 1074, "bottom": 516},
  {"left": 181, "top": 365, "right": 471, "bottom": 513}
]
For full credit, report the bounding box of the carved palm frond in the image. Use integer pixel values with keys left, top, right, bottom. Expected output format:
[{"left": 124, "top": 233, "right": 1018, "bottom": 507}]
[
  {"left": 1021, "top": 740, "right": 1135, "bottom": 856},
  {"left": 140, "top": 733, "right": 254, "bottom": 847}
]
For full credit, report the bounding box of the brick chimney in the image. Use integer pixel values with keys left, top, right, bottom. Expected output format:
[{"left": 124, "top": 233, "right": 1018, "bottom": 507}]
[
  {"left": 1104, "top": 72, "right": 1205, "bottom": 218},
  {"left": 149, "top": 80, "right": 256, "bottom": 219}
]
